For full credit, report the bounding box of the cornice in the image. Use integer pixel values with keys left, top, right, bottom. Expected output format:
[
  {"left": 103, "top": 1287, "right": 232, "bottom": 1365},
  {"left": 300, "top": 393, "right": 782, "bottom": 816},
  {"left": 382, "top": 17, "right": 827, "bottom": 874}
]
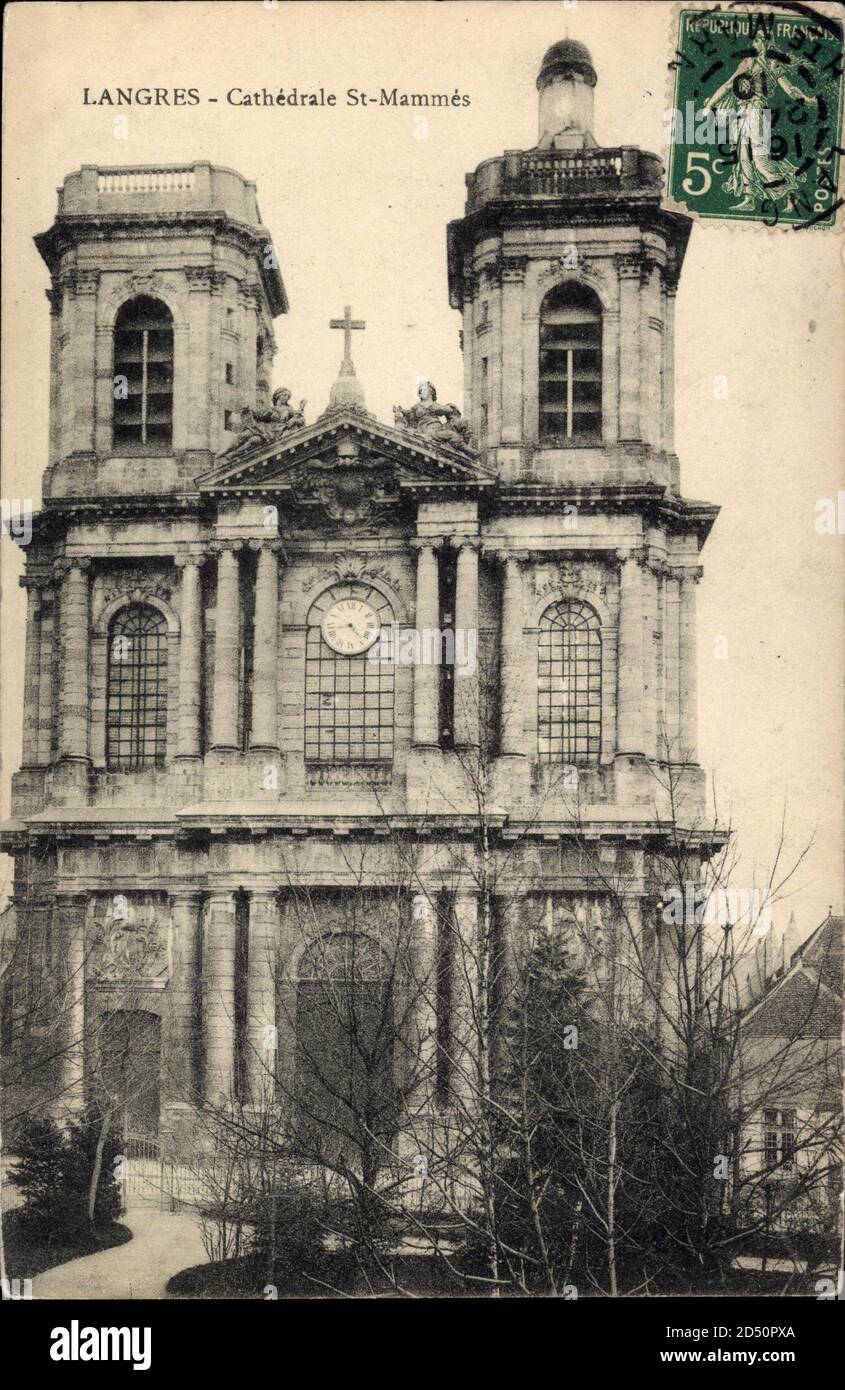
[{"left": 35, "top": 212, "right": 288, "bottom": 315}]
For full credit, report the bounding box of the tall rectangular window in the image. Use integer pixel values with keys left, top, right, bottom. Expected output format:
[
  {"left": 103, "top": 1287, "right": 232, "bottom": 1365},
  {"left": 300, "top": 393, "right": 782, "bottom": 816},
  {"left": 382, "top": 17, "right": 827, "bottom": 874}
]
[
  {"left": 113, "top": 296, "right": 174, "bottom": 450},
  {"left": 539, "top": 282, "right": 602, "bottom": 444}
]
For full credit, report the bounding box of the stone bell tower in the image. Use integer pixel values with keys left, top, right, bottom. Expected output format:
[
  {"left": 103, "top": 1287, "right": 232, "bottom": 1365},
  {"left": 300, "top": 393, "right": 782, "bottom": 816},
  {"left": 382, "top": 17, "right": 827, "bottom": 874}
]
[
  {"left": 447, "top": 40, "right": 691, "bottom": 494},
  {"left": 447, "top": 39, "right": 718, "bottom": 811},
  {"left": 34, "top": 162, "right": 287, "bottom": 500}
]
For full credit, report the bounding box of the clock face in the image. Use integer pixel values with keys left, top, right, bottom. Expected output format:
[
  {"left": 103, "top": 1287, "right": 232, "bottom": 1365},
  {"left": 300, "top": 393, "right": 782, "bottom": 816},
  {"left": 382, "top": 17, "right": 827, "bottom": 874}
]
[{"left": 321, "top": 598, "right": 381, "bottom": 655}]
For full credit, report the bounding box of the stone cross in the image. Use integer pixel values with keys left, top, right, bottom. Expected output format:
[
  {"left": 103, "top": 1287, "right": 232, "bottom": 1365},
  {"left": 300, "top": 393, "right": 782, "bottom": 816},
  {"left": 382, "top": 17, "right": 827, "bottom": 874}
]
[{"left": 330, "top": 305, "right": 365, "bottom": 368}]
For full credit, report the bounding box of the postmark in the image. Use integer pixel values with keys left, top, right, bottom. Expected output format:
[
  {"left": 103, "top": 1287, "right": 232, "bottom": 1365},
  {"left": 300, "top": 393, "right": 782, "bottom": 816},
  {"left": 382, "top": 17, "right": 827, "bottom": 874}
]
[{"left": 665, "top": 4, "right": 843, "bottom": 229}]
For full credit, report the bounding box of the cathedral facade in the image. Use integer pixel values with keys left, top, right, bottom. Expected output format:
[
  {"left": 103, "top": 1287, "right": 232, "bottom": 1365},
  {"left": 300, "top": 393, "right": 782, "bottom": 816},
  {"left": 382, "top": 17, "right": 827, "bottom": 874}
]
[{"left": 3, "top": 43, "right": 720, "bottom": 1156}]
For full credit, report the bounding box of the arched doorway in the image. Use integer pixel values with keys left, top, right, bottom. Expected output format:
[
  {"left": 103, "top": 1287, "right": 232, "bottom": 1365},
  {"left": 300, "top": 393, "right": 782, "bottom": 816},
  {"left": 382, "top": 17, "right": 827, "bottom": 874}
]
[
  {"left": 98, "top": 1009, "right": 162, "bottom": 1143},
  {"left": 295, "top": 933, "right": 396, "bottom": 1163}
]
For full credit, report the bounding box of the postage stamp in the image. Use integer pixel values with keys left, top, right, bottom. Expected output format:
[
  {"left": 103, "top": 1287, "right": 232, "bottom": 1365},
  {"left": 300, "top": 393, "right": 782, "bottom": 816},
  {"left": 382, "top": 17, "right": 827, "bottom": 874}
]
[{"left": 665, "top": 4, "right": 844, "bottom": 229}]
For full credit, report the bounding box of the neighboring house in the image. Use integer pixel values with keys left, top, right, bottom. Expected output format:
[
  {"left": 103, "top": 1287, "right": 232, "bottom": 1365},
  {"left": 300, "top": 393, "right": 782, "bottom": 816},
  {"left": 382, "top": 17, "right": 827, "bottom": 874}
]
[{"left": 738, "top": 913, "right": 843, "bottom": 1238}]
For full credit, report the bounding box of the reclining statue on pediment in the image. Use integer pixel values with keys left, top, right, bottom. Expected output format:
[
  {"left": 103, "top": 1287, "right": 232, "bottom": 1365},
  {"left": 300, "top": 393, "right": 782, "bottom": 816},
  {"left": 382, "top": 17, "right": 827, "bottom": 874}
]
[
  {"left": 220, "top": 387, "right": 307, "bottom": 456},
  {"left": 393, "top": 380, "right": 474, "bottom": 452}
]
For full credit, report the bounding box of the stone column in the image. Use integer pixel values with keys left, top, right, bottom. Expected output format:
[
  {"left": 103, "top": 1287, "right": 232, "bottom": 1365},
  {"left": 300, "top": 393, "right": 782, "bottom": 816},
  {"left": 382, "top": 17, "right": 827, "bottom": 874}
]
[
  {"left": 64, "top": 270, "right": 99, "bottom": 456},
  {"left": 203, "top": 891, "right": 237, "bottom": 1104},
  {"left": 413, "top": 542, "right": 440, "bottom": 746},
  {"left": 616, "top": 551, "right": 644, "bottom": 756},
  {"left": 616, "top": 256, "right": 642, "bottom": 442},
  {"left": 451, "top": 890, "right": 479, "bottom": 1104},
  {"left": 523, "top": 312, "right": 541, "bottom": 450},
  {"left": 167, "top": 891, "right": 202, "bottom": 1103},
  {"left": 210, "top": 543, "right": 241, "bottom": 750},
  {"left": 246, "top": 891, "right": 278, "bottom": 1102},
  {"left": 453, "top": 541, "right": 479, "bottom": 748},
  {"left": 208, "top": 272, "right": 229, "bottom": 456},
  {"left": 20, "top": 579, "right": 43, "bottom": 766},
  {"left": 640, "top": 262, "right": 663, "bottom": 449},
  {"left": 461, "top": 278, "right": 476, "bottom": 434},
  {"left": 239, "top": 284, "right": 261, "bottom": 416},
  {"left": 678, "top": 571, "right": 700, "bottom": 763},
  {"left": 56, "top": 893, "right": 87, "bottom": 1115},
  {"left": 656, "top": 567, "right": 666, "bottom": 757},
  {"left": 601, "top": 307, "right": 620, "bottom": 445},
  {"left": 499, "top": 258, "right": 526, "bottom": 445},
  {"left": 176, "top": 556, "right": 203, "bottom": 759},
  {"left": 185, "top": 267, "right": 214, "bottom": 452},
  {"left": 411, "top": 890, "right": 439, "bottom": 1104},
  {"left": 58, "top": 560, "right": 91, "bottom": 762},
  {"left": 500, "top": 556, "right": 525, "bottom": 756},
  {"left": 641, "top": 560, "right": 659, "bottom": 760},
  {"left": 37, "top": 584, "right": 56, "bottom": 764},
  {"left": 274, "top": 896, "right": 298, "bottom": 1101},
  {"left": 250, "top": 543, "right": 282, "bottom": 750},
  {"left": 492, "top": 893, "right": 520, "bottom": 1076},
  {"left": 46, "top": 284, "right": 62, "bottom": 464},
  {"left": 663, "top": 282, "right": 678, "bottom": 455},
  {"left": 664, "top": 573, "right": 681, "bottom": 757},
  {"left": 617, "top": 893, "right": 644, "bottom": 1016}
]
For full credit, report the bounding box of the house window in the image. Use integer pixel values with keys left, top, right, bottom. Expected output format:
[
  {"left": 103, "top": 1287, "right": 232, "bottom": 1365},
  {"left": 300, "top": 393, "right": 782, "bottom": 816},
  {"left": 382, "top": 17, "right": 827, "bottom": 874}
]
[
  {"left": 225, "top": 362, "right": 234, "bottom": 385},
  {"left": 539, "top": 282, "right": 602, "bottom": 444},
  {"left": 764, "top": 1109, "right": 797, "bottom": 1171},
  {"left": 113, "top": 296, "right": 174, "bottom": 450},
  {"left": 538, "top": 599, "right": 601, "bottom": 762},
  {"left": 304, "top": 582, "right": 394, "bottom": 763},
  {"left": 224, "top": 410, "right": 233, "bottom": 432},
  {"left": 106, "top": 604, "right": 168, "bottom": 770}
]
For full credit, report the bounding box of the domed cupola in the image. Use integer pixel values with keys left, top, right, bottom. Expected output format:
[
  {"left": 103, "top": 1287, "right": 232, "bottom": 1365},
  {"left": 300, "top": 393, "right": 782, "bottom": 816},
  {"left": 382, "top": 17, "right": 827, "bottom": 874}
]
[{"left": 536, "top": 37, "right": 597, "bottom": 149}]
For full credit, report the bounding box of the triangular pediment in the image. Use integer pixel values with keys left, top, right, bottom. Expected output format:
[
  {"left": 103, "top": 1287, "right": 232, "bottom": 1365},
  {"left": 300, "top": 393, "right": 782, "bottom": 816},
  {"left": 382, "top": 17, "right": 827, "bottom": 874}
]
[{"left": 196, "top": 408, "right": 494, "bottom": 497}]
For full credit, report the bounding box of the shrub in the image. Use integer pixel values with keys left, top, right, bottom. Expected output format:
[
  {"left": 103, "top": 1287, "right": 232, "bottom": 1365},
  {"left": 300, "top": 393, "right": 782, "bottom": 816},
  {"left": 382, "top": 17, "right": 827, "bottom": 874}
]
[{"left": 10, "top": 1108, "right": 122, "bottom": 1242}]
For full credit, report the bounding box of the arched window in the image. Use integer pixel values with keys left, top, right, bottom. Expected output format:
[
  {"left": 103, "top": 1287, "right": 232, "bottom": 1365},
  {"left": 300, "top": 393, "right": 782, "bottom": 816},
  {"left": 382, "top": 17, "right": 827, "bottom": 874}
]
[
  {"left": 539, "top": 283, "right": 602, "bottom": 444},
  {"left": 538, "top": 599, "right": 601, "bottom": 762},
  {"left": 113, "top": 296, "right": 174, "bottom": 450},
  {"left": 305, "top": 582, "right": 395, "bottom": 763},
  {"left": 298, "top": 931, "right": 387, "bottom": 983},
  {"left": 106, "top": 604, "right": 168, "bottom": 770}
]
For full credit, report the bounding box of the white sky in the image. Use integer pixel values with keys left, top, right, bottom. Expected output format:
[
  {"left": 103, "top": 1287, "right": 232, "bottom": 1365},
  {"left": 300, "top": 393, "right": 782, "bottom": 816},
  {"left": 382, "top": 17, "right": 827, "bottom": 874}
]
[{"left": 2, "top": 1, "right": 843, "bottom": 936}]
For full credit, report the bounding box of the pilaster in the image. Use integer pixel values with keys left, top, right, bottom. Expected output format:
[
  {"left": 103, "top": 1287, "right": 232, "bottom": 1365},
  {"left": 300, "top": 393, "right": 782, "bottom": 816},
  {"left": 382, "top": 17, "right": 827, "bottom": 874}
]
[
  {"left": 203, "top": 891, "right": 237, "bottom": 1104},
  {"left": 165, "top": 891, "right": 202, "bottom": 1104},
  {"left": 499, "top": 554, "right": 526, "bottom": 756},
  {"left": 249, "top": 541, "right": 283, "bottom": 751},
  {"left": 210, "top": 542, "right": 242, "bottom": 751},
  {"left": 412, "top": 540, "right": 441, "bottom": 747},
  {"left": 616, "top": 549, "right": 644, "bottom": 757},
  {"left": 56, "top": 559, "right": 91, "bottom": 763},
  {"left": 175, "top": 555, "right": 204, "bottom": 760},
  {"left": 453, "top": 541, "right": 479, "bottom": 748},
  {"left": 55, "top": 892, "right": 87, "bottom": 1117}
]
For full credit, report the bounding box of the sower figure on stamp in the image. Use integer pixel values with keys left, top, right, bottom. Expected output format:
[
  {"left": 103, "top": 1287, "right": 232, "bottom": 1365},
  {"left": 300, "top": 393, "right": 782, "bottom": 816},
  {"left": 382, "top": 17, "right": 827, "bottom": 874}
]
[{"left": 703, "top": 32, "right": 817, "bottom": 211}]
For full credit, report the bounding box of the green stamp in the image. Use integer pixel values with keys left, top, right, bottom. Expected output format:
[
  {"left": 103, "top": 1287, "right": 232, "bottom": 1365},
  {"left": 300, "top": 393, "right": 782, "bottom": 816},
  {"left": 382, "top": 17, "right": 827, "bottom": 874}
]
[{"left": 666, "top": 6, "right": 844, "bottom": 228}]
